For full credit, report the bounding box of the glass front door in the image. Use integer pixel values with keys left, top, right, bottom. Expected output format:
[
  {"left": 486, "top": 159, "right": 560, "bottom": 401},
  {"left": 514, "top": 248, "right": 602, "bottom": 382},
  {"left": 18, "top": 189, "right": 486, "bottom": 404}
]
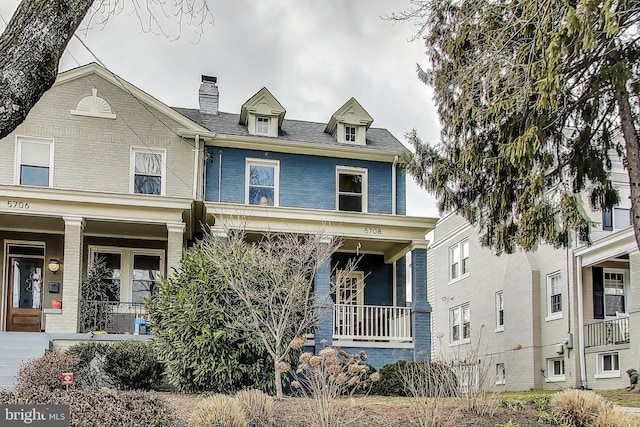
[{"left": 6, "top": 257, "right": 43, "bottom": 331}]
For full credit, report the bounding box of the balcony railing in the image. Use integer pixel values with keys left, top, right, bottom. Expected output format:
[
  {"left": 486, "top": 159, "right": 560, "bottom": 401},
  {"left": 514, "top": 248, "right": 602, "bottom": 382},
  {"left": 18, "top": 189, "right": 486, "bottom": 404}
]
[
  {"left": 79, "top": 301, "right": 148, "bottom": 334},
  {"left": 333, "top": 304, "right": 412, "bottom": 342},
  {"left": 584, "top": 317, "right": 629, "bottom": 348}
]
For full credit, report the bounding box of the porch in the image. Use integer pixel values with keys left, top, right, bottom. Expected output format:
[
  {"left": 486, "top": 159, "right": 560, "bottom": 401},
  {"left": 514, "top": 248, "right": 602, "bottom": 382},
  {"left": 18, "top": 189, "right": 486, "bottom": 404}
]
[
  {"left": 332, "top": 303, "right": 412, "bottom": 342},
  {"left": 583, "top": 316, "right": 629, "bottom": 348},
  {"left": 80, "top": 301, "right": 151, "bottom": 335}
]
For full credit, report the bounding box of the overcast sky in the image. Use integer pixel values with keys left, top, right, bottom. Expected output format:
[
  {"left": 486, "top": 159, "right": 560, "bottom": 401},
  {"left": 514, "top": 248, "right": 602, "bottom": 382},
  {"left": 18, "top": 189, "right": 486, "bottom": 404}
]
[{"left": 1, "top": 0, "right": 441, "bottom": 218}]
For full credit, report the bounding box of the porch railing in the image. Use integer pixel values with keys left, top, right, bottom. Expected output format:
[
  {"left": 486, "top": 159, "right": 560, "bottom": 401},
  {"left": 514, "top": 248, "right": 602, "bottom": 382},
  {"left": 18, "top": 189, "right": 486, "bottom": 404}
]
[
  {"left": 79, "top": 301, "right": 147, "bottom": 334},
  {"left": 584, "top": 317, "right": 629, "bottom": 348},
  {"left": 333, "top": 304, "right": 412, "bottom": 342}
]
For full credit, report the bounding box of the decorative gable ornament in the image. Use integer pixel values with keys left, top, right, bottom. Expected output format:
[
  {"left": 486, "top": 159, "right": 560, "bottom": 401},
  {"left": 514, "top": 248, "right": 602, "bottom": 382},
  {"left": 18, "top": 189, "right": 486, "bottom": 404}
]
[
  {"left": 325, "top": 98, "right": 373, "bottom": 145},
  {"left": 71, "top": 88, "right": 116, "bottom": 119},
  {"left": 239, "top": 87, "right": 286, "bottom": 137}
]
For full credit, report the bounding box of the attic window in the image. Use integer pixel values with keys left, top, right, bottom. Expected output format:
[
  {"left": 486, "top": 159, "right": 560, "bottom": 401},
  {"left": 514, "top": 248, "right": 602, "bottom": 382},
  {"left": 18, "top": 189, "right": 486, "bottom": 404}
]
[
  {"left": 256, "top": 116, "right": 270, "bottom": 134},
  {"left": 345, "top": 126, "right": 356, "bottom": 142}
]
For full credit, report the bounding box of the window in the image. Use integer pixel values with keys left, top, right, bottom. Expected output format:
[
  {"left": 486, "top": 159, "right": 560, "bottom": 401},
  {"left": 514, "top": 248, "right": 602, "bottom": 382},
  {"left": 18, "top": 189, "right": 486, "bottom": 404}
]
[
  {"left": 496, "top": 363, "right": 506, "bottom": 385},
  {"left": 337, "top": 167, "right": 367, "bottom": 212},
  {"left": 547, "top": 358, "right": 565, "bottom": 382},
  {"left": 596, "top": 352, "right": 620, "bottom": 378},
  {"left": 246, "top": 159, "right": 279, "bottom": 206},
  {"left": 496, "top": 291, "right": 504, "bottom": 331},
  {"left": 336, "top": 270, "right": 365, "bottom": 306},
  {"left": 131, "top": 149, "right": 165, "bottom": 195},
  {"left": 16, "top": 137, "right": 53, "bottom": 187},
  {"left": 546, "top": 272, "right": 562, "bottom": 320},
  {"left": 604, "top": 271, "right": 625, "bottom": 317},
  {"left": 88, "top": 247, "right": 163, "bottom": 303},
  {"left": 603, "top": 185, "right": 631, "bottom": 230},
  {"left": 449, "top": 240, "right": 469, "bottom": 281},
  {"left": 256, "top": 116, "right": 270, "bottom": 134},
  {"left": 450, "top": 303, "right": 470, "bottom": 345},
  {"left": 345, "top": 126, "right": 356, "bottom": 142}
]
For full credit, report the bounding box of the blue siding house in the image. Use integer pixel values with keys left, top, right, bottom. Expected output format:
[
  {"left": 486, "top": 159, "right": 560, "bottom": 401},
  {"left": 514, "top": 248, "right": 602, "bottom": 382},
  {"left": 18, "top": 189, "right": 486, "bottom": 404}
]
[{"left": 176, "top": 78, "right": 437, "bottom": 367}]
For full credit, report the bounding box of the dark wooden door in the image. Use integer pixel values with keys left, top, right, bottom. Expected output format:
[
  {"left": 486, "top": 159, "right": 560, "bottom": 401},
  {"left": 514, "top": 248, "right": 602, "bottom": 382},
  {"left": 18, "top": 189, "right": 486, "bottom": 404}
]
[{"left": 6, "top": 257, "right": 43, "bottom": 332}]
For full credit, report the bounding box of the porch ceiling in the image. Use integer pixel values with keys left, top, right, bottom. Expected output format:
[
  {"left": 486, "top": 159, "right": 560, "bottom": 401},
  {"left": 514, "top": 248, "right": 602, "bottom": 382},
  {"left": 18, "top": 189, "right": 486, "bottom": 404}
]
[{"left": 205, "top": 202, "right": 435, "bottom": 263}]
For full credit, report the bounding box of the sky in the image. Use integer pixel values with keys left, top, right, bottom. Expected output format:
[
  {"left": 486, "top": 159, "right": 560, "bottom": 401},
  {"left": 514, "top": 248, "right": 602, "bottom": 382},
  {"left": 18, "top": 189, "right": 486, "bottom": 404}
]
[{"left": 0, "top": 0, "right": 441, "bottom": 218}]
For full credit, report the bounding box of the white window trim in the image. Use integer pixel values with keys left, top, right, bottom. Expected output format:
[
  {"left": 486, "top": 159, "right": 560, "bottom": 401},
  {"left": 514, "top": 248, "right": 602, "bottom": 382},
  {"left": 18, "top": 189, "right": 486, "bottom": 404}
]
[
  {"left": 130, "top": 147, "right": 166, "bottom": 196},
  {"left": 448, "top": 239, "right": 469, "bottom": 284},
  {"left": 546, "top": 358, "right": 566, "bottom": 382},
  {"left": 336, "top": 166, "right": 368, "bottom": 213},
  {"left": 495, "top": 291, "right": 504, "bottom": 332},
  {"left": 449, "top": 303, "right": 471, "bottom": 346},
  {"left": 336, "top": 270, "right": 365, "bottom": 305},
  {"left": 603, "top": 268, "right": 626, "bottom": 319},
  {"left": 245, "top": 158, "right": 280, "bottom": 206},
  {"left": 545, "top": 271, "right": 563, "bottom": 321},
  {"left": 89, "top": 246, "right": 165, "bottom": 302},
  {"left": 595, "top": 352, "right": 620, "bottom": 379},
  {"left": 14, "top": 136, "right": 54, "bottom": 187},
  {"left": 337, "top": 123, "right": 366, "bottom": 145},
  {"left": 496, "top": 363, "right": 506, "bottom": 385},
  {"left": 255, "top": 116, "right": 270, "bottom": 134}
]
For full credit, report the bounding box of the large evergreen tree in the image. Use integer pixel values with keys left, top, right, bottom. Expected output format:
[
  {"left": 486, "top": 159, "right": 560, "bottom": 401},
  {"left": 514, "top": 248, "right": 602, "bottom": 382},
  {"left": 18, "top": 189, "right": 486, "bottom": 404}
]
[{"left": 399, "top": 0, "right": 640, "bottom": 253}]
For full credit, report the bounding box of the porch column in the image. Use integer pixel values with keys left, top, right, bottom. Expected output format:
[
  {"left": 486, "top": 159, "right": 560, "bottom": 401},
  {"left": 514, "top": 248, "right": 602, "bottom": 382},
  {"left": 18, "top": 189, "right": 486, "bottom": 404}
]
[
  {"left": 314, "top": 239, "right": 333, "bottom": 352},
  {"left": 411, "top": 243, "right": 431, "bottom": 360},
  {"left": 166, "top": 222, "right": 186, "bottom": 277},
  {"left": 395, "top": 256, "right": 407, "bottom": 307},
  {"left": 46, "top": 216, "right": 85, "bottom": 333}
]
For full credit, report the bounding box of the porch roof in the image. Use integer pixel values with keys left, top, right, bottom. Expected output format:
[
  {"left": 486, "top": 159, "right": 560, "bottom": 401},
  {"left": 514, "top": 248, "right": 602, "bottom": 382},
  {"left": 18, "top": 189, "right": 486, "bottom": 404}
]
[
  {"left": 204, "top": 202, "right": 436, "bottom": 263},
  {"left": 574, "top": 226, "right": 637, "bottom": 267}
]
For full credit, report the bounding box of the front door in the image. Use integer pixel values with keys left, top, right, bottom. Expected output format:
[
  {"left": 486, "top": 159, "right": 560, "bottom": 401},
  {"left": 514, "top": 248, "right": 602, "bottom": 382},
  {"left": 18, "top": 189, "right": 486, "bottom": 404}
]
[{"left": 6, "top": 257, "right": 43, "bottom": 332}]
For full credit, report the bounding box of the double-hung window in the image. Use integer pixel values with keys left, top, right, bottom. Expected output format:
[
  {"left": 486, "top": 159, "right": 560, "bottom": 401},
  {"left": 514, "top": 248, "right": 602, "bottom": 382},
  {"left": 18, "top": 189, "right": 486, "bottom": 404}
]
[
  {"left": 596, "top": 352, "right": 620, "bottom": 378},
  {"left": 495, "top": 291, "right": 504, "bottom": 331},
  {"left": 246, "top": 159, "right": 279, "bottom": 206},
  {"left": 345, "top": 126, "right": 356, "bottom": 142},
  {"left": 604, "top": 271, "right": 625, "bottom": 316},
  {"left": 450, "top": 303, "right": 470, "bottom": 345},
  {"left": 17, "top": 137, "right": 53, "bottom": 187},
  {"left": 256, "top": 116, "right": 270, "bottom": 134},
  {"left": 603, "top": 184, "right": 631, "bottom": 230},
  {"left": 546, "top": 272, "right": 562, "bottom": 320},
  {"left": 449, "top": 240, "right": 469, "bottom": 281},
  {"left": 132, "top": 148, "right": 165, "bottom": 195},
  {"left": 337, "top": 167, "right": 367, "bottom": 212}
]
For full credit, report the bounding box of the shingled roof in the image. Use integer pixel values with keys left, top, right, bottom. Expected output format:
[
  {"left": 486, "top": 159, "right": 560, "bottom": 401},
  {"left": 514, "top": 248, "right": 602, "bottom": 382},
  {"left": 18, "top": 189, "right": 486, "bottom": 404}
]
[{"left": 173, "top": 108, "right": 408, "bottom": 156}]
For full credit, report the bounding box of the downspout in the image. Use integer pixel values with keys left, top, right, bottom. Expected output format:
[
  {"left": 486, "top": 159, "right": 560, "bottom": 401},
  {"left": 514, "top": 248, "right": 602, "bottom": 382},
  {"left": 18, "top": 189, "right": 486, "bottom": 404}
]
[
  {"left": 218, "top": 150, "right": 223, "bottom": 202},
  {"left": 192, "top": 135, "right": 200, "bottom": 201},
  {"left": 392, "top": 155, "right": 398, "bottom": 215},
  {"left": 576, "top": 255, "right": 587, "bottom": 389}
]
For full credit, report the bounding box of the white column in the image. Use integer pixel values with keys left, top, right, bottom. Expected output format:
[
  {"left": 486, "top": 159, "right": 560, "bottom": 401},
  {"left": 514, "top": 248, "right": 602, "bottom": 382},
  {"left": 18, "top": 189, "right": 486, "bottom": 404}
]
[
  {"left": 166, "top": 222, "right": 186, "bottom": 277},
  {"left": 46, "top": 216, "right": 85, "bottom": 333}
]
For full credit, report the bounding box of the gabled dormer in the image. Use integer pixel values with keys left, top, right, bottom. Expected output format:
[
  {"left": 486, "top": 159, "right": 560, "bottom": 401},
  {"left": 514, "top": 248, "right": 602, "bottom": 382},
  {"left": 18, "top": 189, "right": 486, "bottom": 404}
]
[
  {"left": 325, "top": 98, "right": 373, "bottom": 145},
  {"left": 239, "top": 88, "right": 286, "bottom": 137}
]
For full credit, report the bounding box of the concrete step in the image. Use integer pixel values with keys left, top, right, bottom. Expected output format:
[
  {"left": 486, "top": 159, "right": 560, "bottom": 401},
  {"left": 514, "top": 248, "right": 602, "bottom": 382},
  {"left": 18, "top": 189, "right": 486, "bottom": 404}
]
[{"left": 0, "top": 332, "right": 52, "bottom": 389}]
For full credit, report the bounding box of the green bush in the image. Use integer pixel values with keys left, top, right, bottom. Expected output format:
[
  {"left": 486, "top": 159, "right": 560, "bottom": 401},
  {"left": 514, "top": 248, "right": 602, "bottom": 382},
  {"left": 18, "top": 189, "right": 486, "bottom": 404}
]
[
  {"left": 0, "top": 387, "right": 173, "bottom": 426},
  {"left": 528, "top": 394, "right": 552, "bottom": 411},
  {"left": 371, "top": 360, "right": 458, "bottom": 397},
  {"left": 15, "top": 352, "right": 84, "bottom": 392},
  {"left": 147, "top": 242, "right": 273, "bottom": 393},
  {"left": 536, "top": 410, "right": 556, "bottom": 424},
  {"left": 102, "top": 340, "right": 163, "bottom": 390},
  {"left": 500, "top": 398, "right": 523, "bottom": 410}
]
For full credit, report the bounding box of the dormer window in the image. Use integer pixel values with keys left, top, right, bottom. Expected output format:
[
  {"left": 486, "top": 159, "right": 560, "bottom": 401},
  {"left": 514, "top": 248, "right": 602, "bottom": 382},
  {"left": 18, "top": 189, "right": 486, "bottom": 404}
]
[
  {"left": 256, "top": 116, "right": 270, "bottom": 134},
  {"left": 345, "top": 126, "right": 356, "bottom": 142}
]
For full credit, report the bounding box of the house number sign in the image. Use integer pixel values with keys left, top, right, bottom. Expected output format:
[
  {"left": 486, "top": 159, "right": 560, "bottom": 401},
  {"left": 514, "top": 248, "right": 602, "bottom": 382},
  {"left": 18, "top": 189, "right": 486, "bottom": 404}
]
[
  {"left": 6, "top": 200, "right": 30, "bottom": 209},
  {"left": 364, "top": 227, "right": 382, "bottom": 235}
]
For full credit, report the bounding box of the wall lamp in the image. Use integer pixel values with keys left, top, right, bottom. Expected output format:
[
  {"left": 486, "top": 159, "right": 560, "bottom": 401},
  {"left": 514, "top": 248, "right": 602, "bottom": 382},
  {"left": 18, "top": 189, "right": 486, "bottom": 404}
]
[{"left": 48, "top": 259, "right": 61, "bottom": 273}]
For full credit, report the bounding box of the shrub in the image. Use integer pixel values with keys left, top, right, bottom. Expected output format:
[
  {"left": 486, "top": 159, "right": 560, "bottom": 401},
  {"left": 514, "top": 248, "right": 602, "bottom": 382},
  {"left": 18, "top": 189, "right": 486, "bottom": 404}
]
[
  {"left": 79, "top": 257, "right": 118, "bottom": 332},
  {"left": 500, "top": 398, "right": 523, "bottom": 410},
  {"left": 0, "top": 387, "right": 173, "bottom": 426},
  {"left": 536, "top": 410, "right": 555, "bottom": 424},
  {"left": 551, "top": 389, "right": 610, "bottom": 427},
  {"left": 236, "top": 389, "right": 274, "bottom": 427},
  {"left": 16, "top": 352, "right": 83, "bottom": 392},
  {"left": 372, "top": 360, "right": 458, "bottom": 397},
  {"left": 102, "top": 340, "right": 163, "bottom": 390},
  {"left": 189, "top": 394, "right": 247, "bottom": 427},
  {"left": 65, "top": 341, "right": 110, "bottom": 387},
  {"left": 371, "top": 360, "right": 410, "bottom": 396},
  {"left": 528, "top": 394, "right": 552, "bottom": 412},
  {"left": 147, "top": 242, "right": 273, "bottom": 393},
  {"left": 596, "top": 407, "right": 640, "bottom": 427}
]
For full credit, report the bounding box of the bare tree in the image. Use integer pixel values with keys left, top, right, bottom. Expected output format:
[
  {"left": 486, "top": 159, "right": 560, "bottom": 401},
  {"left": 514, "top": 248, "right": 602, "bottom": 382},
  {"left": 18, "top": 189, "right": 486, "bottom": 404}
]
[
  {"left": 200, "top": 226, "right": 358, "bottom": 399},
  {"left": 0, "top": 0, "right": 212, "bottom": 140}
]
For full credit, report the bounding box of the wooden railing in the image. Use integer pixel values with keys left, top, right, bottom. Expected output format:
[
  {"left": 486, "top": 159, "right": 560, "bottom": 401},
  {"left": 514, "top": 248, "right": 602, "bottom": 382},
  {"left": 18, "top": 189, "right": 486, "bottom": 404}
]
[
  {"left": 79, "top": 301, "right": 147, "bottom": 334},
  {"left": 333, "top": 304, "right": 412, "bottom": 342},
  {"left": 584, "top": 317, "right": 629, "bottom": 348}
]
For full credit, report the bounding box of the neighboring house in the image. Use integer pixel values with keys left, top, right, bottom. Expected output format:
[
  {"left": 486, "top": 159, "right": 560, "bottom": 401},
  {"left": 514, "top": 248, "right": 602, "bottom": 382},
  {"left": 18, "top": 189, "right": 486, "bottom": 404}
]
[
  {"left": 0, "top": 64, "right": 436, "bottom": 375},
  {"left": 428, "top": 152, "right": 637, "bottom": 391}
]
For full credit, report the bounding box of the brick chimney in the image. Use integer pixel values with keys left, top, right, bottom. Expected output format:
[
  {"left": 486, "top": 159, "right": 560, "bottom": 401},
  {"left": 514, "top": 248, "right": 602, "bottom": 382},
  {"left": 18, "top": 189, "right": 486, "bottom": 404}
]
[{"left": 199, "top": 75, "right": 219, "bottom": 115}]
